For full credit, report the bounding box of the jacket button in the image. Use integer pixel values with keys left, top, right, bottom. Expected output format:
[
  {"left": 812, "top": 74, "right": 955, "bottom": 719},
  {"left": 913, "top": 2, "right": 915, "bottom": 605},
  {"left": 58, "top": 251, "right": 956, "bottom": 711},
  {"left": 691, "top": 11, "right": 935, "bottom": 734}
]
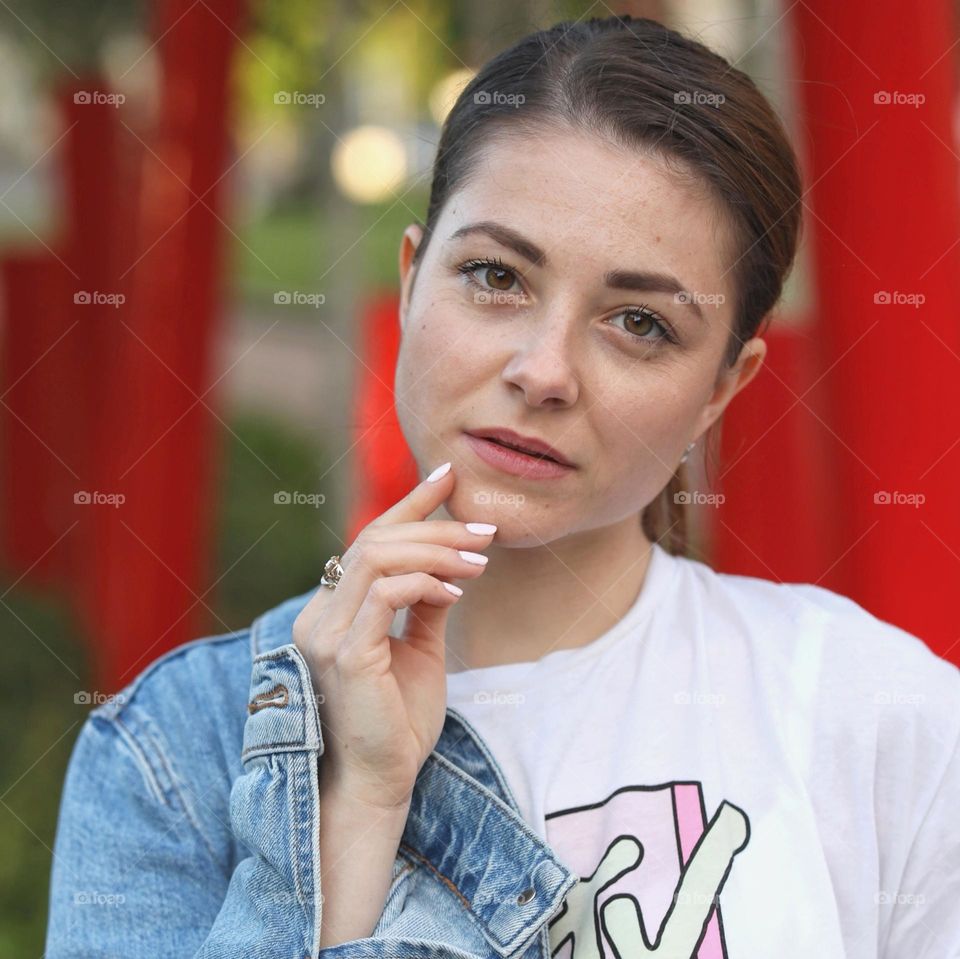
[{"left": 516, "top": 887, "right": 535, "bottom": 905}]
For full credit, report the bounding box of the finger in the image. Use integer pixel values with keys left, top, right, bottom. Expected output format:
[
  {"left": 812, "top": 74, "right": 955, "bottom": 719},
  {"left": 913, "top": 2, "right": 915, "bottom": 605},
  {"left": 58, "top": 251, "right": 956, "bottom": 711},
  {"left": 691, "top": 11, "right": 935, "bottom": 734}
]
[
  {"left": 343, "top": 572, "right": 459, "bottom": 663},
  {"left": 366, "top": 519, "right": 498, "bottom": 548},
  {"left": 368, "top": 460, "right": 456, "bottom": 529},
  {"left": 295, "top": 463, "right": 466, "bottom": 652},
  {"left": 399, "top": 595, "right": 452, "bottom": 658},
  {"left": 317, "top": 539, "right": 484, "bottom": 637}
]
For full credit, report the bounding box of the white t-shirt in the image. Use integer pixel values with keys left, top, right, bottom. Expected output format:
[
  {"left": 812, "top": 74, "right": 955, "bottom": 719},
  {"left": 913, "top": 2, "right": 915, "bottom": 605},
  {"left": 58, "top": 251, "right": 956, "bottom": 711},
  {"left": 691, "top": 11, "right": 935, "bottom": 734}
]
[{"left": 444, "top": 541, "right": 960, "bottom": 959}]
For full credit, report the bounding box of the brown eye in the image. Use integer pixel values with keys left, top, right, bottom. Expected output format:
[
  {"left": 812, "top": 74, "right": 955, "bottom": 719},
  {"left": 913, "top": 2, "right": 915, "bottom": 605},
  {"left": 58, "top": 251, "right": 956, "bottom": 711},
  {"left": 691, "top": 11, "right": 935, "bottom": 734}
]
[
  {"left": 623, "top": 312, "right": 657, "bottom": 337},
  {"left": 609, "top": 306, "right": 677, "bottom": 346},
  {"left": 483, "top": 267, "right": 515, "bottom": 291},
  {"left": 456, "top": 257, "right": 526, "bottom": 300}
]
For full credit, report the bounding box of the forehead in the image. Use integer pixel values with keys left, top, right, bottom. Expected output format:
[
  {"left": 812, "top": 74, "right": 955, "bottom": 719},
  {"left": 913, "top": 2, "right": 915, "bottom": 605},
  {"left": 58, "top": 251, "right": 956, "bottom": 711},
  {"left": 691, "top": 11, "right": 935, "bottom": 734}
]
[{"left": 440, "top": 127, "right": 735, "bottom": 301}]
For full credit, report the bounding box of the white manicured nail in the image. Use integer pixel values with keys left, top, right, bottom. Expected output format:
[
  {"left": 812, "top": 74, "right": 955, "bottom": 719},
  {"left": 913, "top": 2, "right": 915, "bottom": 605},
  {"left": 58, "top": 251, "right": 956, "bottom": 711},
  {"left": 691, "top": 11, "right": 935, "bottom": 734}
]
[
  {"left": 443, "top": 581, "right": 463, "bottom": 596},
  {"left": 466, "top": 523, "right": 497, "bottom": 534},
  {"left": 458, "top": 550, "right": 488, "bottom": 565},
  {"left": 426, "top": 462, "right": 451, "bottom": 483}
]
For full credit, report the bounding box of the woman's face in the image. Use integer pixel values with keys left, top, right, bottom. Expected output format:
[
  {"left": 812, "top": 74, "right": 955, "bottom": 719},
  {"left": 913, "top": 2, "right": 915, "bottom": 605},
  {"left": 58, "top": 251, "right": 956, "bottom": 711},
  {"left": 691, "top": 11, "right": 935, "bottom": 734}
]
[{"left": 395, "top": 127, "right": 765, "bottom": 546}]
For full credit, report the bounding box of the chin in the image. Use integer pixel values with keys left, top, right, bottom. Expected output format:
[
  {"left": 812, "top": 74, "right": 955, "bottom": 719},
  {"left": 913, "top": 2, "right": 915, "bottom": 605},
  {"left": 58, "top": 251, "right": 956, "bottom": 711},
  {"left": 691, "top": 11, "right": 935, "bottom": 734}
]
[{"left": 444, "top": 483, "right": 574, "bottom": 547}]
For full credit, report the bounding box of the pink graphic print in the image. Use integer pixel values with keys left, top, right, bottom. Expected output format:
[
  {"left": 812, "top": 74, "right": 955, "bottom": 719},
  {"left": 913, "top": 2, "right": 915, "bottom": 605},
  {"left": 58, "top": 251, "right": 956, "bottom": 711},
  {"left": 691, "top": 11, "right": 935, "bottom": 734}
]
[{"left": 545, "top": 783, "right": 750, "bottom": 958}]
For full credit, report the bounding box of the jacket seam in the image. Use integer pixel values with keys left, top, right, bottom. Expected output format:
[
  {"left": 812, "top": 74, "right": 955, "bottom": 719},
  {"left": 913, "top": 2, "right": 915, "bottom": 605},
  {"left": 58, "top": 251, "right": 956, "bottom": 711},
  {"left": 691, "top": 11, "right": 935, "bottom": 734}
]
[
  {"left": 285, "top": 754, "right": 309, "bottom": 917},
  {"left": 242, "top": 739, "right": 319, "bottom": 758},
  {"left": 139, "top": 718, "right": 223, "bottom": 866},
  {"left": 397, "top": 842, "right": 470, "bottom": 909},
  {"left": 443, "top": 708, "right": 524, "bottom": 815},
  {"left": 308, "top": 750, "right": 323, "bottom": 957},
  {"left": 108, "top": 714, "right": 166, "bottom": 806},
  {"left": 113, "top": 712, "right": 221, "bottom": 866},
  {"left": 93, "top": 628, "right": 251, "bottom": 724}
]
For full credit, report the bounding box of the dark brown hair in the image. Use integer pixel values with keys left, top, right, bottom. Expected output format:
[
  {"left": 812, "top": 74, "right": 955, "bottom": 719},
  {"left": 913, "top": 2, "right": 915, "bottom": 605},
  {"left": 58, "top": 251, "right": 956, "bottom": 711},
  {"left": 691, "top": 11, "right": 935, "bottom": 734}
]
[{"left": 410, "top": 14, "right": 803, "bottom": 556}]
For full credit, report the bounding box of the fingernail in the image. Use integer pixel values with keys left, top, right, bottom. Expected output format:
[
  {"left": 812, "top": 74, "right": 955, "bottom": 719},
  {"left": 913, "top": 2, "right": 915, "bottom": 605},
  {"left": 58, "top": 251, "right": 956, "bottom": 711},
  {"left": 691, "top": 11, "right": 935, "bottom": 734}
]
[
  {"left": 466, "top": 523, "right": 497, "bottom": 534},
  {"left": 426, "top": 462, "right": 452, "bottom": 483},
  {"left": 458, "top": 550, "right": 489, "bottom": 565},
  {"left": 443, "top": 581, "right": 463, "bottom": 596}
]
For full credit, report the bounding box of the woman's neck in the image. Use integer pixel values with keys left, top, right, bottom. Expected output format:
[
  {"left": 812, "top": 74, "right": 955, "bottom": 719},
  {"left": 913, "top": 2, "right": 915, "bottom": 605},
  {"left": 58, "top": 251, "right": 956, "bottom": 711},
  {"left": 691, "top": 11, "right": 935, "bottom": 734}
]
[{"left": 438, "top": 516, "right": 655, "bottom": 673}]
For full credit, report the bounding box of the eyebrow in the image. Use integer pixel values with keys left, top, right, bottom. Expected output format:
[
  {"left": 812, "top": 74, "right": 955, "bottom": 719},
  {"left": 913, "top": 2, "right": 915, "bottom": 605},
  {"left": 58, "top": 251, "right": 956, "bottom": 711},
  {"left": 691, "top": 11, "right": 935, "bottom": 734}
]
[{"left": 448, "top": 220, "right": 707, "bottom": 324}]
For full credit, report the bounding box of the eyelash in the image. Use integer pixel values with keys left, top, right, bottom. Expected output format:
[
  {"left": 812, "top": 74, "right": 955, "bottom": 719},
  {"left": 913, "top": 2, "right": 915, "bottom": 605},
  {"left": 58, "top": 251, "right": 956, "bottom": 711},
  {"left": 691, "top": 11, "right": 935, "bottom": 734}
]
[{"left": 454, "top": 256, "right": 679, "bottom": 347}]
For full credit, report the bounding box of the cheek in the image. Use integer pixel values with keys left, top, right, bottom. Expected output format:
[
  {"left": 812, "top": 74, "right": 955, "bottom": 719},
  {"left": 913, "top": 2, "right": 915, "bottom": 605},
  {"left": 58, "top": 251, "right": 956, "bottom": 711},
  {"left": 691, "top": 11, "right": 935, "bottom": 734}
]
[
  {"left": 399, "top": 317, "right": 462, "bottom": 401},
  {"left": 586, "top": 376, "right": 704, "bottom": 512},
  {"left": 395, "top": 300, "right": 481, "bottom": 441}
]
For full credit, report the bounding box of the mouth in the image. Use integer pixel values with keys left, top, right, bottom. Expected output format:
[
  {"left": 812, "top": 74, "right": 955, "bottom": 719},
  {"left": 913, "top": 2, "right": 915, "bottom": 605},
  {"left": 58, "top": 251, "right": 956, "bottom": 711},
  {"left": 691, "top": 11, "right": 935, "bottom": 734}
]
[
  {"left": 463, "top": 429, "right": 577, "bottom": 478},
  {"left": 483, "top": 437, "right": 559, "bottom": 461},
  {"left": 465, "top": 429, "right": 574, "bottom": 466}
]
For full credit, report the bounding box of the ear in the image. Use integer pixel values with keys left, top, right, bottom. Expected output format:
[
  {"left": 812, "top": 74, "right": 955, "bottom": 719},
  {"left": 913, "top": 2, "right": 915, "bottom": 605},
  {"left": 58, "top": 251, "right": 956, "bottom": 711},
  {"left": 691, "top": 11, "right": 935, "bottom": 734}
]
[
  {"left": 398, "top": 224, "right": 425, "bottom": 332},
  {"left": 691, "top": 335, "right": 767, "bottom": 440}
]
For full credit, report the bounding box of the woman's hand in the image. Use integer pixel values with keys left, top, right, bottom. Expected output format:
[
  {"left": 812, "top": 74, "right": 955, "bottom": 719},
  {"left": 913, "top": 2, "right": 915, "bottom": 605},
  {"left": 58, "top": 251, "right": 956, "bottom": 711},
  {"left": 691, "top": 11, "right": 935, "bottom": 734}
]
[{"left": 293, "top": 462, "right": 495, "bottom": 809}]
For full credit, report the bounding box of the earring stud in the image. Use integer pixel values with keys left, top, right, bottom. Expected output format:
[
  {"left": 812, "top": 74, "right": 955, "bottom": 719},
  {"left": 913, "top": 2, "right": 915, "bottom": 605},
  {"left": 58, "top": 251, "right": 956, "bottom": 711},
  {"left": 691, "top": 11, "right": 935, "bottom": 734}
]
[{"left": 679, "top": 441, "right": 696, "bottom": 465}]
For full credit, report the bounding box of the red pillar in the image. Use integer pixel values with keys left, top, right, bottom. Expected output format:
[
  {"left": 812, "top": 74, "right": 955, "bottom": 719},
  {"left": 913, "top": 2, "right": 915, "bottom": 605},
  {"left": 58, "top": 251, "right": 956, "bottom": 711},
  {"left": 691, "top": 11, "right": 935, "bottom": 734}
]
[
  {"left": 0, "top": 78, "right": 128, "bottom": 594},
  {"left": 89, "top": 0, "right": 247, "bottom": 691},
  {"left": 347, "top": 292, "right": 417, "bottom": 546},
  {"left": 788, "top": 0, "right": 960, "bottom": 653},
  {"left": 0, "top": 253, "right": 75, "bottom": 585},
  {"left": 711, "top": 320, "right": 833, "bottom": 585}
]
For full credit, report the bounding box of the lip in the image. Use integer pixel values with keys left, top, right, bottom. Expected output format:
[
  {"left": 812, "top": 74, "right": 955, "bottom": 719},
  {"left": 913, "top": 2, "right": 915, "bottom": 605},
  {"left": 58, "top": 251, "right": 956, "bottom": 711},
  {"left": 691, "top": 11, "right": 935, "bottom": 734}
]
[
  {"left": 463, "top": 432, "right": 576, "bottom": 480},
  {"left": 465, "top": 427, "right": 575, "bottom": 468}
]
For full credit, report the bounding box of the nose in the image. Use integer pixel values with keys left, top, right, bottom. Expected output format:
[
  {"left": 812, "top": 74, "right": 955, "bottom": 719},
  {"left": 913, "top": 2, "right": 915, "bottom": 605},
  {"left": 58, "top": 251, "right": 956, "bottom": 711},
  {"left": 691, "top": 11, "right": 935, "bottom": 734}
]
[{"left": 500, "top": 318, "right": 580, "bottom": 407}]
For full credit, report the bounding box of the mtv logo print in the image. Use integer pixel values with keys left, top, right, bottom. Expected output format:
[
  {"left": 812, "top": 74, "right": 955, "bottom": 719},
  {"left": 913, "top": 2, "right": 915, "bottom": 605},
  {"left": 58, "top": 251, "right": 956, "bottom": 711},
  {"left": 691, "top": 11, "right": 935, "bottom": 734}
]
[{"left": 546, "top": 783, "right": 750, "bottom": 958}]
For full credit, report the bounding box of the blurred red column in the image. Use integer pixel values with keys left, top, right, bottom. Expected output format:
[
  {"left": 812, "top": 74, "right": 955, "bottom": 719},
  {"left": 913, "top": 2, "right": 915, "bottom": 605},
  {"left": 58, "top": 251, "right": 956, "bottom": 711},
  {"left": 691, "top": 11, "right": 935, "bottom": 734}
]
[
  {"left": 711, "top": 319, "right": 833, "bottom": 585},
  {"left": 788, "top": 0, "right": 960, "bottom": 652},
  {"left": 88, "top": 0, "right": 247, "bottom": 691},
  {"left": 0, "top": 253, "right": 75, "bottom": 584},
  {"left": 347, "top": 291, "right": 417, "bottom": 546},
  {"left": 0, "top": 79, "right": 130, "bottom": 591}
]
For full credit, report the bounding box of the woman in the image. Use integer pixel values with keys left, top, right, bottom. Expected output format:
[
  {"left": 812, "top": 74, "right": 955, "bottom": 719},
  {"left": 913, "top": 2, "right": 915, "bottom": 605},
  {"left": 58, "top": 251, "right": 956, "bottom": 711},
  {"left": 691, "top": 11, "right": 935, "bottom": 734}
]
[{"left": 46, "top": 14, "right": 959, "bottom": 959}]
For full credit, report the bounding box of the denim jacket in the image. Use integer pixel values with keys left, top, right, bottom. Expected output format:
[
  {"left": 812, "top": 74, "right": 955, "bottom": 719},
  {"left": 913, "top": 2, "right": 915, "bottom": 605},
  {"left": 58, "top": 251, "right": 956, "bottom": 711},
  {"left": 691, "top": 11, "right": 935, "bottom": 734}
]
[{"left": 45, "top": 587, "right": 579, "bottom": 958}]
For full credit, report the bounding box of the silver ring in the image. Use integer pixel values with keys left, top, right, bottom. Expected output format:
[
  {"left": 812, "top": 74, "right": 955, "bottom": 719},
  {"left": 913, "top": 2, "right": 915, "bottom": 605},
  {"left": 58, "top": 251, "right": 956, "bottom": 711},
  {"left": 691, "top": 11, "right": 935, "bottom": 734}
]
[{"left": 320, "top": 554, "right": 344, "bottom": 589}]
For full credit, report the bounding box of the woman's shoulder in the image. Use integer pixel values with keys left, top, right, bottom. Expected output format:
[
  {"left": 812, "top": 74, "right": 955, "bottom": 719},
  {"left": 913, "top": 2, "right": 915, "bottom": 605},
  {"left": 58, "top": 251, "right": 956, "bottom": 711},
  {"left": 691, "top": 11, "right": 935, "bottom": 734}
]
[
  {"left": 668, "top": 548, "right": 960, "bottom": 708},
  {"left": 668, "top": 551, "right": 960, "bottom": 808},
  {"left": 78, "top": 585, "right": 320, "bottom": 793},
  {"left": 92, "top": 586, "right": 316, "bottom": 713}
]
